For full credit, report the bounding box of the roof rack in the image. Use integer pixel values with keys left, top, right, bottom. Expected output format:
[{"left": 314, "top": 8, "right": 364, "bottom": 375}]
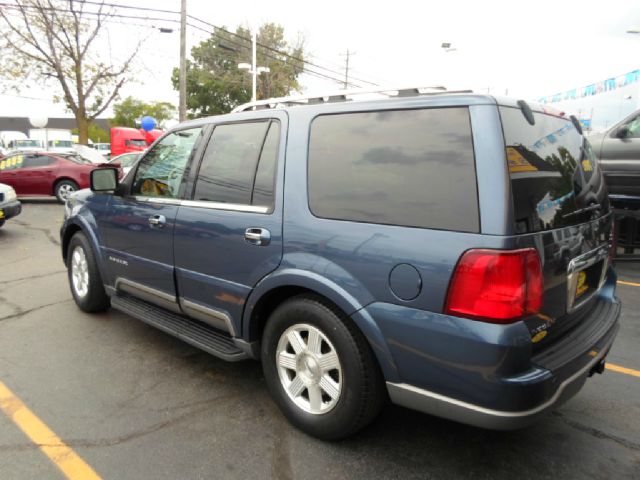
[{"left": 231, "top": 86, "right": 474, "bottom": 113}]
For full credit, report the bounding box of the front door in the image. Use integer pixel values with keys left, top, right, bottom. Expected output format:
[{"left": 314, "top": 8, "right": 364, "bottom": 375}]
[
  {"left": 173, "top": 114, "right": 286, "bottom": 335},
  {"left": 100, "top": 127, "right": 205, "bottom": 308}
]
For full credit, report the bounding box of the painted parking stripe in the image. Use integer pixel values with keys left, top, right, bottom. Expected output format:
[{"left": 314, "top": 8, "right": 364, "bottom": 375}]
[
  {"left": 618, "top": 280, "right": 640, "bottom": 287},
  {"left": 0, "top": 380, "right": 101, "bottom": 480},
  {"left": 606, "top": 363, "right": 640, "bottom": 378}
]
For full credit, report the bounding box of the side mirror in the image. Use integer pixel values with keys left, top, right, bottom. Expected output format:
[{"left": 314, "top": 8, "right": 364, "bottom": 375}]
[
  {"left": 91, "top": 167, "right": 118, "bottom": 192},
  {"left": 616, "top": 126, "right": 630, "bottom": 139}
]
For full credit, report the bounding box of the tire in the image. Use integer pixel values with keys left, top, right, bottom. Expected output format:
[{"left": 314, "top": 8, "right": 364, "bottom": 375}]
[
  {"left": 261, "top": 295, "right": 386, "bottom": 440},
  {"left": 66, "top": 232, "right": 109, "bottom": 313},
  {"left": 55, "top": 180, "right": 79, "bottom": 203}
]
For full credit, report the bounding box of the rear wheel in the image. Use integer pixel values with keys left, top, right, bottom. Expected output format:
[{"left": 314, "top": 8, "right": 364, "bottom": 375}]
[
  {"left": 261, "top": 295, "right": 386, "bottom": 440},
  {"left": 67, "top": 232, "right": 109, "bottom": 312},
  {"left": 55, "top": 180, "right": 79, "bottom": 203}
]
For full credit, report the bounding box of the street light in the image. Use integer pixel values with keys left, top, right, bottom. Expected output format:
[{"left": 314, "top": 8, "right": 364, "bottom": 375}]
[{"left": 238, "top": 31, "right": 270, "bottom": 102}]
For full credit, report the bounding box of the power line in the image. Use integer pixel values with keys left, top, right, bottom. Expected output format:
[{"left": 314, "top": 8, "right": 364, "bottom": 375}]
[{"left": 0, "top": 1, "right": 370, "bottom": 88}]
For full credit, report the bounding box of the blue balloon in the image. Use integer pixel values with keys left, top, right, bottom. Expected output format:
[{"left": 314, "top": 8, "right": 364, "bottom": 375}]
[{"left": 141, "top": 116, "right": 157, "bottom": 131}]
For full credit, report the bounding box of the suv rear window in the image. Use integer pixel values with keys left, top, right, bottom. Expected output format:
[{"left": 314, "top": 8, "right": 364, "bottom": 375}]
[
  {"left": 500, "top": 106, "right": 609, "bottom": 233},
  {"left": 308, "top": 107, "right": 479, "bottom": 232}
]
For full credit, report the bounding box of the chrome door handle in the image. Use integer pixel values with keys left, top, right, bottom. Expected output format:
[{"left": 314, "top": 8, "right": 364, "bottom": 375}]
[
  {"left": 245, "top": 227, "right": 271, "bottom": 246},
  {"left": 148, "top": 214, "right": 166, "bottom": 228}
]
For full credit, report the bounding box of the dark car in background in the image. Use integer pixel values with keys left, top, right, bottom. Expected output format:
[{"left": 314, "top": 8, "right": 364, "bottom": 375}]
[
  {"left": 590, "top": 108, "right": 640, "bottom": 198},
  {"left": 0, "top": 151, "right": 119, "bottom": 203}
]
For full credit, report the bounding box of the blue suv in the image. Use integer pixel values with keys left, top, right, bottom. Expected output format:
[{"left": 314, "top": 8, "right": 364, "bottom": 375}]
[{"left": 61, "top": 89, "right": 620, "bottom": 439}]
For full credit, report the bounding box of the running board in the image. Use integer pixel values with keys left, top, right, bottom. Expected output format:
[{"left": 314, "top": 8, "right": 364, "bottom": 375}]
[{"left": 111, "top": 294, "right": 248, "bottom": 362}]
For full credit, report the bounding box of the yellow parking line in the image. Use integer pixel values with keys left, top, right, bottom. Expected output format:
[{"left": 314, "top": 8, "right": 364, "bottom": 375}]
[
  {"left": 618, "top": 280, "right": 640, "bottom": 287},
  {"left": 606, "top": 363, "right": 640, "bottom": 378},
  {"left": 0, "top": 381, "right": 101, "bottom": 480}
]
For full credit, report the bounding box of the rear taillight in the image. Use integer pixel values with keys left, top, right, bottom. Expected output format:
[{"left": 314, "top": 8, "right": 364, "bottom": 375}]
[{"left": 444, "top": 248, "right": 543, "bottom": 323}]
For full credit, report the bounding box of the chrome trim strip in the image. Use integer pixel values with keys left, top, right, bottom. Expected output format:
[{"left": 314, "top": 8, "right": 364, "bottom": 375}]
[
  {"left": 115, "top": 277, "right": 181, "bottom": 313},
  {"left": 180, "top": 298, "right": 236, "bottom": 336},
  {"left": 134, "top": 196, "right": 182, "bottom": 206},
  {"left": 131, "top": 196, "right": 269, "bottom": 213},
  {"left": 180, "top": 199, "right": 269, "bottom": 214},
  {"left": 387, "top": 346, "right": 608, "bottom": 428}
]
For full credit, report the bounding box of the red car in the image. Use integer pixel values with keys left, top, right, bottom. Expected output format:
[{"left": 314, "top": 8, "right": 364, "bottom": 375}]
[{"left": 0, "top": 151, "right": 117, "bottom": 203}]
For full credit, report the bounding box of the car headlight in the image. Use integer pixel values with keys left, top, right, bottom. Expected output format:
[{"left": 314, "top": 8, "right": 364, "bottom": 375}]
[{"left": 4, "top": 188, "right": 16, "bottom": 203}]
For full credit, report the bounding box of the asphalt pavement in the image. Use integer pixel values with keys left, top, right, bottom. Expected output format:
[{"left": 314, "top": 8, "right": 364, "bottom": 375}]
[{"left": 0, "top": 200, "right": 639, "bottom": 480}]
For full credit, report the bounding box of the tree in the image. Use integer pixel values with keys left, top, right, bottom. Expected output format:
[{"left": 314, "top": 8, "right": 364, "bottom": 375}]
[
  {"left": 172, "top": 23, "right": 305, "bottom": 117},
  {"left": 72, "top": 122, "right": 109, "bottom": 142},
  {"left": 112, "top": 96, "right": 176, "bottom": 129},
  {"left": 0, "top": 1, "right": 141, "bottom": 144}
]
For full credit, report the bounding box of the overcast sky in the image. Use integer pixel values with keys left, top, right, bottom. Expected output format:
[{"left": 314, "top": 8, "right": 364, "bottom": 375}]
[{"left": 2, "top": 0, "right": 640, "bottom": 120}]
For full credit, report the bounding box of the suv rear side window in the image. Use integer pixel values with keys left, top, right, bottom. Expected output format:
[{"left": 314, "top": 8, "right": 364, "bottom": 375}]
[
  {"left": 193, "top": 120, "right": 279, "bottom": 209},
  {"left": 308, "top": 107, "right": 479, "bottom": 232},
  {"left": 500, "top": 106, "right": 609, "bottom": 233}
]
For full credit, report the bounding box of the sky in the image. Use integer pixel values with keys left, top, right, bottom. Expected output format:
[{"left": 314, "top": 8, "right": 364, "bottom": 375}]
[{"left": 2, "top": 0, "right": 640, "bottom": 124}]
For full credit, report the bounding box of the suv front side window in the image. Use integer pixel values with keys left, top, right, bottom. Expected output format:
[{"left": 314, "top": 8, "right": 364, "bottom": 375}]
[
  {"left": 131, "top": 127, "right": 203, "bottom": 198},
  {"left": 624, "top": 114, "right": 640, "bottom": 138}
]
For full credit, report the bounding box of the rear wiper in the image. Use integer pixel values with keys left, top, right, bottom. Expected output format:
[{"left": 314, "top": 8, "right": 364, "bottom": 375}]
[{"left": 562, "top": 203, "right": 602, "bottom": 219}]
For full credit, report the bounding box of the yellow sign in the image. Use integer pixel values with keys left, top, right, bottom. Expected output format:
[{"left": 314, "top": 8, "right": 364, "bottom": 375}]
[
  {"left": 576, "top": 271, "right": 589, "bottom": 298},
  {"left": 581, "top": 159, "right": 593, "bottom": 172},
  {"left": 507, "top": 147, "right": 538, "bottom": 173},
  {"left": 532, "top": 330, "right": 548, "bottom": 343}
]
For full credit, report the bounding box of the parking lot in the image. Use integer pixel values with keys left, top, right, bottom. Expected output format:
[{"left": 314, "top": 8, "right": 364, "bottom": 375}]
[{"left": 0, "top": 201, "right": 639, "bottom": 480}]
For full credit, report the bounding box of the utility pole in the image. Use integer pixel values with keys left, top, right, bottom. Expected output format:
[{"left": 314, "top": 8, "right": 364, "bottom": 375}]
[
  {"left": 179, "top": 0, "right": 187, "bottom": 122},
  {"left": 252, "top": 30, "right": 257, "bottom": 102},
  {"left": 341, "top": 49, "right": 354, "bottom": 89}
]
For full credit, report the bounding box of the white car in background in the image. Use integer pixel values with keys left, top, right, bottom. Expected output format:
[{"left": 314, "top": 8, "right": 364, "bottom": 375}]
[
  {"left": 108, "top": 151, "right": 142, "bottom": 177},
  {"left": 73, "top": 144, "right": 108, "bottom": 164}
]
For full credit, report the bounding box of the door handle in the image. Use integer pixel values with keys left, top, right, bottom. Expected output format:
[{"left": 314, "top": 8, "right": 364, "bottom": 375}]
[
  {"left": 245, "top": 227, "right": 271, "bottom": 246},
  {"left": 148, "top": 214, "right": 166, "bottom": 228}
]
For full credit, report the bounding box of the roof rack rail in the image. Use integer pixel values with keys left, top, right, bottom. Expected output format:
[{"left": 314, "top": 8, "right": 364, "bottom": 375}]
[{"left": 231, "top": 86, "right": 474, "bottom": 113}]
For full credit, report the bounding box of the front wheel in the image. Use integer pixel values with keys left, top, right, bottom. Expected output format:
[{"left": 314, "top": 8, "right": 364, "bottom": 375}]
[
  {"left": 55, "top": 180, "right": 79, "bottom": 203},
  {"left": 261, "top": 296, "right": 386, "bottom": 440},
  {"left": 67, "top": 232, "right": 109, "bottom": 312}
]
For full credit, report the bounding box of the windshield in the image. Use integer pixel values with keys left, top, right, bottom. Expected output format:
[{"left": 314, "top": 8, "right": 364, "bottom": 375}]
[
  {"left": 500, "top": 106, "right": 609, "bottom": 233},
  {"left": 112, "top": 153, "right": 139, "bottom": 167},
  {"left": 126, "top": 139, "right": 146, "bottom": 147},
  {"left": 49, "top": 140, "right": 73, "bottom": 148},
  {"left": 15, "top": 140, "right": 41, "bottom": 148}
]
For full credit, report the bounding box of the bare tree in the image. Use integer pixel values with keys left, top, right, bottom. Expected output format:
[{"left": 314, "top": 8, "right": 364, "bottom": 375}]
[{"left": 0, "top": 0, "right": 141, "bottom": 144}]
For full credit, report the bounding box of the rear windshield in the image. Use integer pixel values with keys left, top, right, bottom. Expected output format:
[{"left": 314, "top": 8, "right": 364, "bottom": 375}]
[{"left": 500, "top": 106, "right": 608, "bottom": 233}]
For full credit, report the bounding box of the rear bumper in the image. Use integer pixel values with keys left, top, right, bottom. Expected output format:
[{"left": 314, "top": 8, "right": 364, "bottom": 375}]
[
  {"left": 0, "top": 200, "right": 22, "bottom": 221},
  {"left": 387, "top": 302, "right": 619, "bottom": 429},
  {"left": 364, "top": 274, "right": 621, "bottom": 430}
]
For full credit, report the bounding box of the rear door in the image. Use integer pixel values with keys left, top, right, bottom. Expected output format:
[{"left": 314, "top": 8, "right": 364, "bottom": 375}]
[
  {"left": 21, "top": 154, "right": 58, "bottom": 195},
  {"left": 500, "top": 106, "right": 611, "bottom": 342},
  {"left": 173, "top": 114, "right": 286, "bottom": 335},
  {"left": 100, "top": 127, "right": 205, "bottom": 308}
]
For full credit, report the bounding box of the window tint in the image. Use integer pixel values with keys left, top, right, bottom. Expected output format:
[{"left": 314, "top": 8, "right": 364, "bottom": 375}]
[
  {"left": 500, "top": 106, "right": 608, "bottom": 233},
  {"left": 23, "top": 155, "right": 55, "bottom": 168},
  {"left": 132, "top": 127, "right": 203, "bottom": 198},
  {"left": 126, "top": 139, "right": 147, "bottom": 147},
  {"left": 252, "top": 122, "right": 280, "bottom": 208},
  {"left": 308, "top": 108, "right": 479, "bottom": 232},
  {"left": 194, "top": 121, "right": 270, "bottom": 205}
]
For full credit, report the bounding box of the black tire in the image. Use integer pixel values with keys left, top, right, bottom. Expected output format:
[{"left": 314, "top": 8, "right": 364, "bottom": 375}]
[
  {"left": 66, "top": 232, "right": 110, "bottom": 312},
  {"left": 55, "top": 179, "right": 79, "bottom": 204},
  {"left": 261, "top": 295, "right": 386, "bottom": 440}
]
